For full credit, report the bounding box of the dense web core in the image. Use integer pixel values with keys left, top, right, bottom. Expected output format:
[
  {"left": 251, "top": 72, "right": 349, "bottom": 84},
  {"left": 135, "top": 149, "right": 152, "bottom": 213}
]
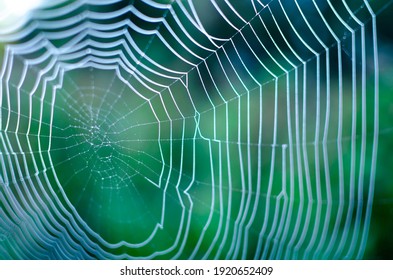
[{"left": 0, "top": 0, "right": 386, "bottom": 259}]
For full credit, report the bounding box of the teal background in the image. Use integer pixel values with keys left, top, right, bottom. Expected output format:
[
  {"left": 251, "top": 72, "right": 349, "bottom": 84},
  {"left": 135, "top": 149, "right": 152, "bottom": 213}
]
[{"left": 0, "top": 0, "right": 392, "bottom": 259}]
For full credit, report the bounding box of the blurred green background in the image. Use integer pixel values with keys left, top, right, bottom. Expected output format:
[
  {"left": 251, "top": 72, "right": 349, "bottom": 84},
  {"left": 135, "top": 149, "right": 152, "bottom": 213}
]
[{"left": 0, "top": 0, "right": 392, "bottom": 259}]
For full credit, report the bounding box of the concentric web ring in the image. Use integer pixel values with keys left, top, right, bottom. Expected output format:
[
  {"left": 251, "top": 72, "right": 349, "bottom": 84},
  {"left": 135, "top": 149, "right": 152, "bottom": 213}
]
[{"left": 0, "top": 0, "right": 388, "bottom": 259}]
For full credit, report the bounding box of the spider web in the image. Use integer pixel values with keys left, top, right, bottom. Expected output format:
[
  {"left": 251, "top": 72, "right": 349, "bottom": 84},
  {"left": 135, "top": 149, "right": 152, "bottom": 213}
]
[{"left": 0, "top": 0, "right": 387, "bottom": 259}]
